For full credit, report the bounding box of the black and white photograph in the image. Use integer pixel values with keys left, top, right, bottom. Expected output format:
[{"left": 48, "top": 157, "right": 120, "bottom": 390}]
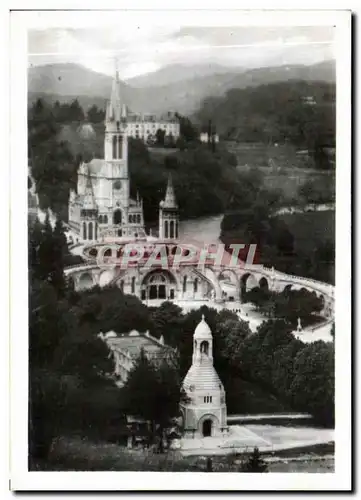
[{"left": 9, "top": 7, "right": 351, "bottom": 492}]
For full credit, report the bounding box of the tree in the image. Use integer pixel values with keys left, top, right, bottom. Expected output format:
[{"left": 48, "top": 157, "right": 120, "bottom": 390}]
[
  {"left": 150, "top": 301, "right": 184, "bottom": 346},
  {"left": 175, "top": 136, "right": 186, "bottom": 151},
  {"left": 216, "top": 318, "right": 252, "bottom": 368},
  {"left": 155, "top": 128, "right": 166, "bottom": 147},
  {"left": 87, "top": 104, "right": 105, "bottom": 123},
  {"left": 290, "top": 341, "right": 334, "bottom": 425},
  {"left": 96, "top": 287, "right": 152, "bottom": 334},
  {"left": 51, "top": 219, "right": 67, "bottom": 295},
  {"left": 69, "top": 99, "right": 85, "bottom": 122},
  {"left": 313, "top": 139, "right": 332, "bottom": 171},
  {"left": 175, "top": 113, "right": 199, "bottom": 142},
  {"left": 28, "top": 225, "right": 121, "bottom": 464},
  {"left": 243, "top": 447, "right": 268, "bottom": 472},
  {"left": 121, "top": 350, "right": 180, "bottom": 449},
  {"left": 164, "top": 133, "right": 175, "bottom": 148}
]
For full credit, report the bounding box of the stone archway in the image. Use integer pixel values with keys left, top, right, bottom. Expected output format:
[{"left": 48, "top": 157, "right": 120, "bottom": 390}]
[
  {"left": 259, "top": 277, "right": 269, "bottom": 290},
  {"left": 77, "top": 272, "right": 94, "bottom": 290},
  {"left": 141, "top": 269, "right": 178, "bottom": 301},
  {"left": 240, "top": 272, "right": 259, "bottom": 297},
  {"left": 218, "top": 269, "right": 241, "bottom": 301},
  {"left": 192, "top": 268, "right": 223, "bottom": 301},
  {"left": 99, "top": 269, "right": 116, "bottom": 287},
  {"left": 202, "top": 419, "right": 212, "bottom": 437},
  {"left": 198, "top": 413, "right": 219, "bottom": 438}
]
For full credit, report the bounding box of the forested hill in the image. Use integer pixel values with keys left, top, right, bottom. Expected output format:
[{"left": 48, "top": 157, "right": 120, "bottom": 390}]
[{"left": 194, "top": 80, "right": 335, "bottom": 147}]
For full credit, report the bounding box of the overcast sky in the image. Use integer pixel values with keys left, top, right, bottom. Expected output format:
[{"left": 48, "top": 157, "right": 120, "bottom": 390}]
[{"left": 28, "top": 26, "right": 335, "bottom": 79}]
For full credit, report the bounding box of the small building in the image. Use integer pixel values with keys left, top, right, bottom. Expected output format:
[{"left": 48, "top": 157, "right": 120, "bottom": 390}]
[
  {"left": 199, "top": 131, "right": 219, "bottom": 144},
  {"left": 126, "top": 110, "right": 180, "bottom": 143},
  {"left": 179, "top": 315, "right": 228, "bottom": 438},
  {"left": 302, "top": 96, "right": 317, "bottom": 106},
  {"left": 101, "top": 329, "right": 175, "bottom": 385}
]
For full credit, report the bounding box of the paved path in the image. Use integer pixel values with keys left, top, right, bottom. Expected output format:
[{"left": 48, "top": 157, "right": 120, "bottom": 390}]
[{"left": 227, "top": 413, "right": 312, "bottom": 422}]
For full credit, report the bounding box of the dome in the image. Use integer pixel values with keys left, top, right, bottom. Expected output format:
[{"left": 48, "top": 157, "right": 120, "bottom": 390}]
[
  {"left": 182, "top": 364, "right": 223, "bottom": 391},
  {"left": 194, "top": 315, "right": 212, "bottom": 339}
]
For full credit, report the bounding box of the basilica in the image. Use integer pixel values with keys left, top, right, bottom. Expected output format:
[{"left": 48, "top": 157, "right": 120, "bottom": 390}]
[
  {"left": 64, "top": 70, "right": 334, "bottom": 323},
  {"left": 68, "top": 69, "right": 178, "bottom": 243}
]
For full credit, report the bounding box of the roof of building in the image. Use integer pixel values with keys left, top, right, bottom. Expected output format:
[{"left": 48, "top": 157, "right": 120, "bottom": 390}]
[
  {"left": 161, "top": 174, "right": 178, "bottom": 209},
  {"left": 182, "top": 362, "right": 223, "bottom": 391},
  {"left": 105, "top": 330, "right": 171, "bottom": 359},
  {"left": 194, "top": 315, "right": 212, "bottom": 339}
]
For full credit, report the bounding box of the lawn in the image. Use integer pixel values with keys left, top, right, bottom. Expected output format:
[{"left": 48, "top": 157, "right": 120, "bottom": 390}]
[{"left": 31, "top": 437, "right": 334, "bottom": 473}]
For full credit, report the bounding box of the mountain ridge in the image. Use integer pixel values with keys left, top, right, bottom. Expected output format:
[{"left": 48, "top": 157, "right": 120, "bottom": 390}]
[{"left": 28, "top": 60, "right": 335, "bottom": 115}]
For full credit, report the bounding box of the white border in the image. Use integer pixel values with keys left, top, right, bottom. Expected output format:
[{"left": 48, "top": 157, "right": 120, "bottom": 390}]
[{"left": 9, "top": 7, "right": 352, "bottom": 492}]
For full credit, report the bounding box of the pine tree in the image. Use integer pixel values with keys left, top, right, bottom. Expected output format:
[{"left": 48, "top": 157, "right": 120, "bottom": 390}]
[
  {"left": 37, "top": 213, "right": 54, "bottom": 281},
  {"left": 243, "top": 447, "right": 268, "bottom": 473},
  {"left": 51, "top": 219, "right": 67, "bottom": 295},
  {"left": 121, "top": 348, "right": 159, "bottom": 426},
  {"left": 121, "top": 350, "right": 180, "bottom": 449}
]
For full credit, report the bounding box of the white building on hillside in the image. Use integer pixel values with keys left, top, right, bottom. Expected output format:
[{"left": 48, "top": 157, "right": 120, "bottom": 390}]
[
  {"left": 126, "top": 111, "right": 180, "bottom": 143},
  {"left": 199, "top": 131, "right": 219, "bottom": 144}
]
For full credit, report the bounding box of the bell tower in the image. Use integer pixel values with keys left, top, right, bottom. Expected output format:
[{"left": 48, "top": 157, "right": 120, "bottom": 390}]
[
  {"left": 180, "top": 315, "right": 228, "bottom": 439},
  {"left": 104, "top": 65, "right": 130, "bottom": 226},
  {"left": 159, "top": 174, "right": 179, "bottom": 240}
]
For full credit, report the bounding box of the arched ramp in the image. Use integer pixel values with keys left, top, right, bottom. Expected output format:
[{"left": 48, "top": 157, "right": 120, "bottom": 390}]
[{"left": 77, "top": 272, "right": 94, "bottom": 290}]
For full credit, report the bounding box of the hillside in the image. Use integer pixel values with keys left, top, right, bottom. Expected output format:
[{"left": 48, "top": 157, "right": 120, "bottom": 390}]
[
  {"left": 28, "top": 60, "right": 335, "bottom": 116},
  {"left": 125, "top": 63, "right": 237, "bottom": 87},
  {"left": 194, "top": 80, "right": 335, "bottom": 147}
]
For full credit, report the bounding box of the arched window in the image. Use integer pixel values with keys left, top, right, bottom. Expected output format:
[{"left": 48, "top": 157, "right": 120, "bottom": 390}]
[
  {"left": 94, "top": 223, "right": 97, "bottom": 240},
  {"left": 88, "top": 221, "right": 93, "bottom": 240},
  {"left": 200, "top": 341, "right": 209, "bottom": 355},
  {"left": 164, "top": 220, "right": 169, "bottom": 239},
  {"left": 99, "top": 215, "right": 103, "bottom": 224},
  {"left": 112, "top": 135, "right": 117, "bottom": 159},
  {"left": 113, "top": 209, "right": 122, "bottom": 225},
  {"left": 83, "top": 222, "right": 87, "bottom": 240},
  {"left": 131, "top": 276, "right": 135, "bottom": 294},
  {"left": 183, "top": 276, "right": 187, "bottom": 293},
  {"left": 137, "top": 214, "right": 141, "bottom": 224},
  {"left": 104, "top": 215, "right": 108, "bottom": 224},
  {"left": 169, "top": 220, "right": 174, "bottom": 238},
  {"left": 129, "top": 214, "right": 132, "bottom": 223},
  {"left": 119, "top": 135, "right": 123, "bottom": 157}
]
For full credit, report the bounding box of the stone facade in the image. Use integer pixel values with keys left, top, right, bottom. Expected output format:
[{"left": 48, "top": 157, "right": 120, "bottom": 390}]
[
  {"left": 100, "top": 330, "right": 174, "bottom": 385},
  {"left": 68, "top": 70, "right": 146, "bottom": 242}
]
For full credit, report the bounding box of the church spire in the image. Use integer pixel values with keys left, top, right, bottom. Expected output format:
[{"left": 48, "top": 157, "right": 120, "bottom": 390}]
[
  {"left": 163, "top": 174, "right": 177, "bottom": 208},
  {"left": 158, "top": 174, "right": 179, "bottom": 239},
  {"left": 107, "top": 61, "right": 127, "bottom": 123},
  {"left": 83, "top": 167, "right": 97, "bottom": 210}
]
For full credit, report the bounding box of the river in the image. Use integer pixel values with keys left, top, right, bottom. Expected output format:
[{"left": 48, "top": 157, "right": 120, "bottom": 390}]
[
  {"left": 37, "top": 206, "right": 224, "bottom": 243},
  {"left": 178, "top": 215, "right": 223, "bottom": 243},
  {"left": 37, "top": 205, "right": 333, "bottom": 247}
]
